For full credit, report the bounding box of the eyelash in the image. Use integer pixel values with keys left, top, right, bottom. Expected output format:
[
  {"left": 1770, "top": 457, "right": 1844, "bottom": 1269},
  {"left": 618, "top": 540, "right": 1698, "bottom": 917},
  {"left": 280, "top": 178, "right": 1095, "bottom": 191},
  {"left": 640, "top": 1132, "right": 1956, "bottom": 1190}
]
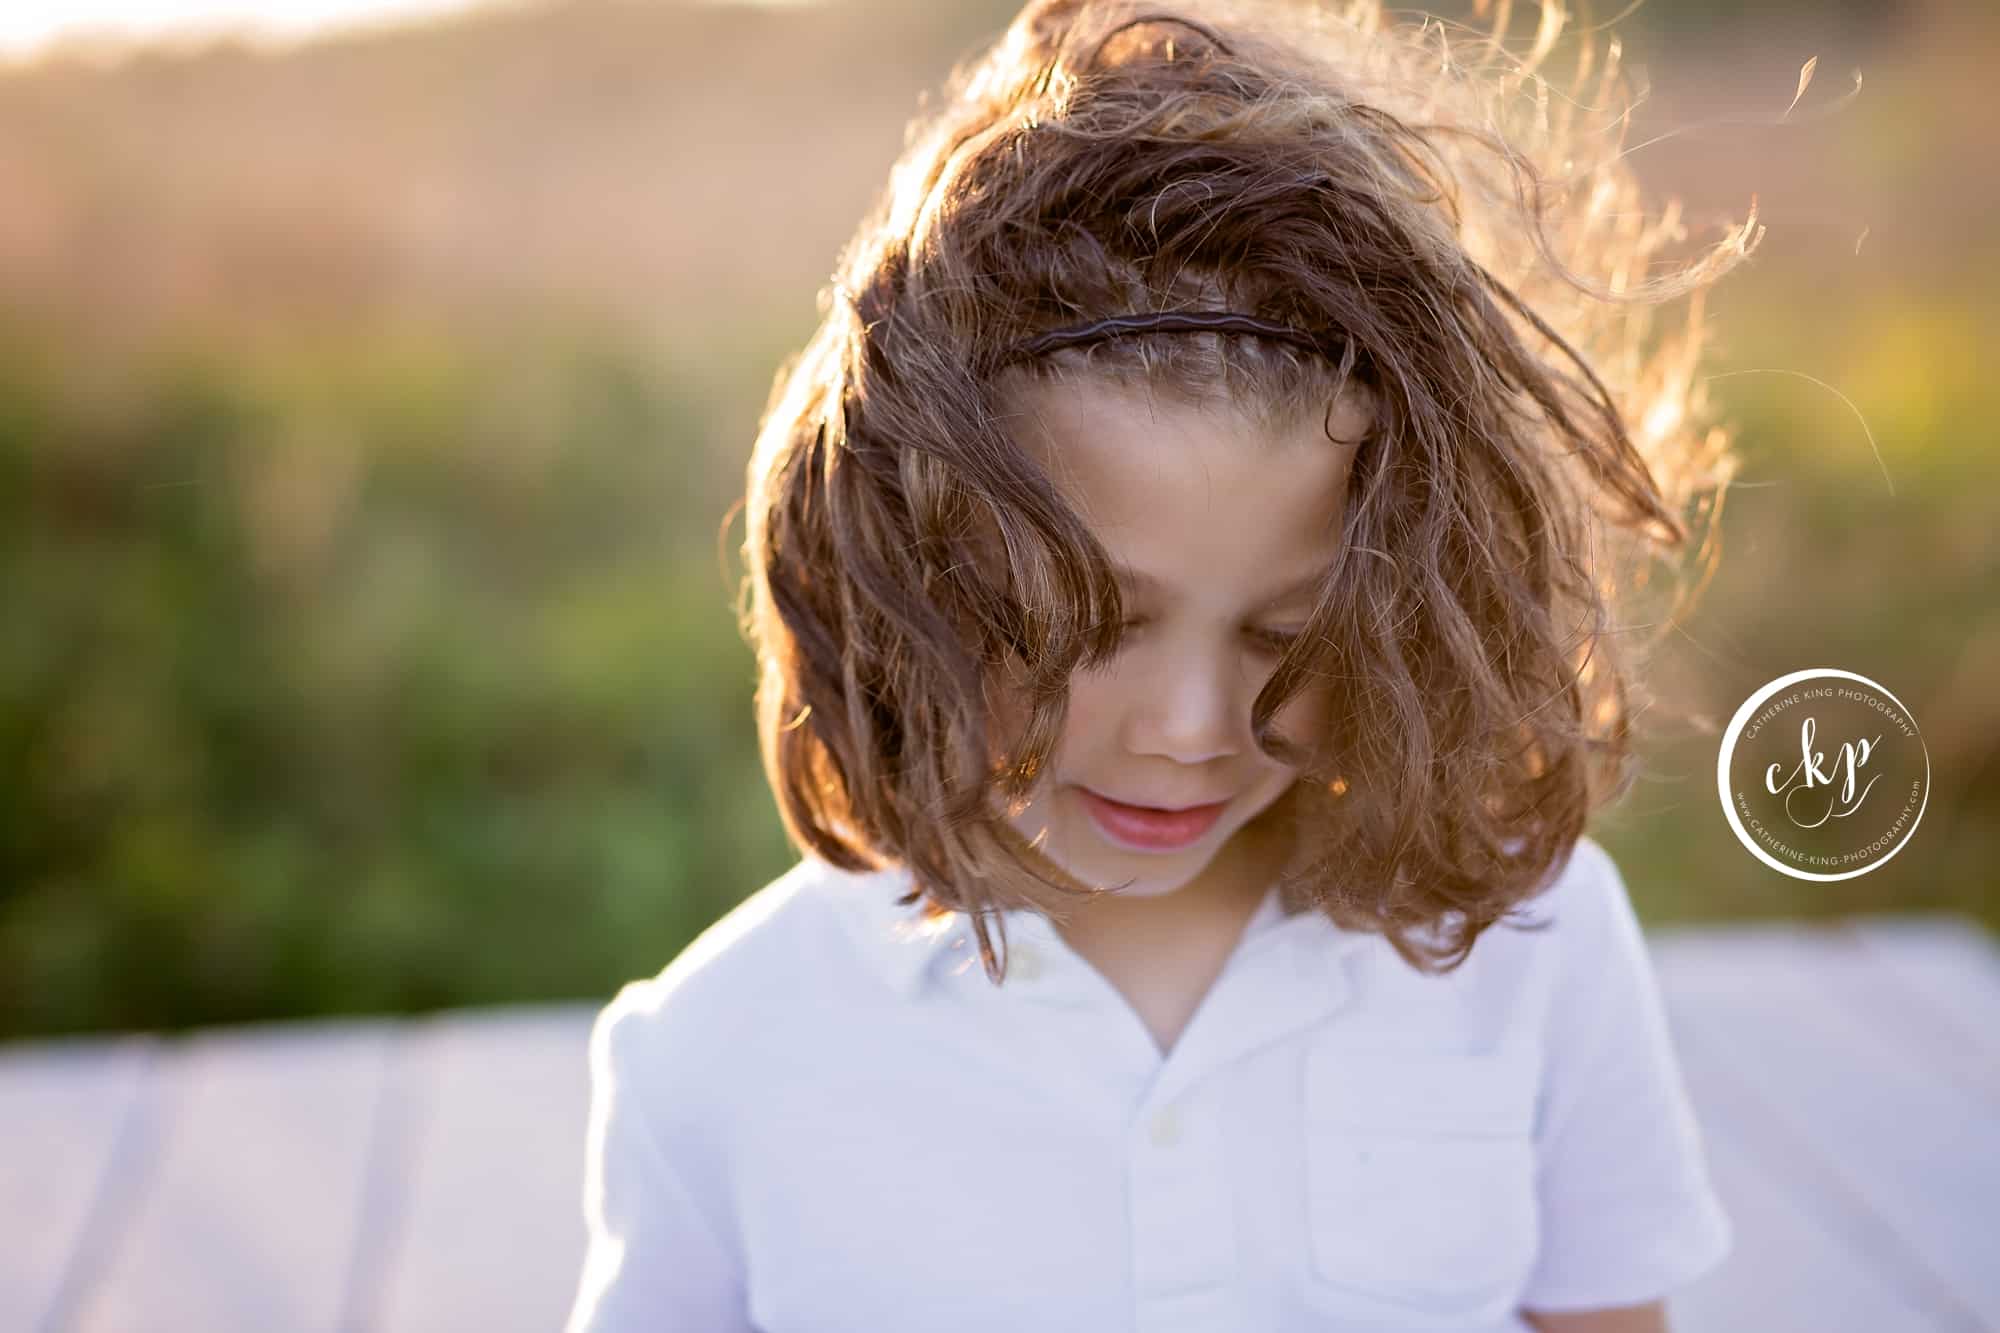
[{"left": 1112, "top": 619, "right": 1306, "bottom": 654}]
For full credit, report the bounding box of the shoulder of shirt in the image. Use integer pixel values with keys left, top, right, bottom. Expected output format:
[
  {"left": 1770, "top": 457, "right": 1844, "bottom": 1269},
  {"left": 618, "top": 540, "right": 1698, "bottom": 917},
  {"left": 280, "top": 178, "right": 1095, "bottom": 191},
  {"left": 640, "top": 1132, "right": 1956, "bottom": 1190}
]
[
  {"left": 1428, "top": 835, "right": 1636, "bottom": 1030},
  {"left": 589, "top": 855, "right": 900, "bottom": 1076},
  {"left": 1483, "top": 832, "right": 1631, "bottom": 962},
  {"left": 1536, "top": 832, "right": 1624, "bottom": 915}
]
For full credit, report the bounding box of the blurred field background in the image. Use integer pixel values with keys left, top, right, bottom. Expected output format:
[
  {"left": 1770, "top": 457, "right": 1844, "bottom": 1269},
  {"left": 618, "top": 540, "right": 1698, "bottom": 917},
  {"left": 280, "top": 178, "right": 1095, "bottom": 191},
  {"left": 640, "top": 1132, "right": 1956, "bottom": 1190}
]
[{"left": 0, "top": 0, "right": 1993, "bottom": 1040}]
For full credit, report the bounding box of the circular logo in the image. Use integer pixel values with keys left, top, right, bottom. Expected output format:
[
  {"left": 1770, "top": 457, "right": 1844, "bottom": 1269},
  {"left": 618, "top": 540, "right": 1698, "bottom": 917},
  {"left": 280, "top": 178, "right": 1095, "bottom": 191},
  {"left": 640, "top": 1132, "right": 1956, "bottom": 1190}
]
[{"left": 1717, "top": 668, "right": 1928, "bottom": 880}]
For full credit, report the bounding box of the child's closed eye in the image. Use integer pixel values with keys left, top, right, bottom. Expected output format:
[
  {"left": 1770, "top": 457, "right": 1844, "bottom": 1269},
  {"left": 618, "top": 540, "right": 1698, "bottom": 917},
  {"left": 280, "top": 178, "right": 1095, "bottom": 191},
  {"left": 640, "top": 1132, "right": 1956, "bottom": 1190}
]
[
  {"left": 1107, "top": 618, "right": 1307, "bottom": 654},
  {"left": 1253, "top": 627, "right": 1308, "bottom": 653}
]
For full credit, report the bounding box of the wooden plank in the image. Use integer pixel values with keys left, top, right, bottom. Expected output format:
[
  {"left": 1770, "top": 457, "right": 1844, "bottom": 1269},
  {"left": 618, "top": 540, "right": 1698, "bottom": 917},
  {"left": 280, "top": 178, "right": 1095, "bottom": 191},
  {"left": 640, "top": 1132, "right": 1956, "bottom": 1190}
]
[
  {"left": 1651, "top": 958, "right": 1973, "bottom": 1332},
  {"left": 0, "top": 1034, "right": 156, "bottom": 1333},
  {"left": 1651, "top": 925, "right": 1998, "bottom": 1329},
  {"left": 66, "top": 1020, "right": 393, "bottom": 1333},
  {"left": 371, "top": 1004, "right": 596, "bottom": 1333},
  {"left": 1839, "top": 915, "right": 2000, "bottom": 1102}
]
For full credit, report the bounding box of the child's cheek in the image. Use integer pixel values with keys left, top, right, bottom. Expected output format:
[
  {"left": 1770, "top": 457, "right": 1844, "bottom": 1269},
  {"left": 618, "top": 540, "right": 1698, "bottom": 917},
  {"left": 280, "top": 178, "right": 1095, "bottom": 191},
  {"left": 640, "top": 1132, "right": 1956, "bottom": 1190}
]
[
  {"left": 1267, "top": 679, "right": 1335, "bottom": 770},
  {"left": 979, "top": 655, "right": 1072, "bottom": 776},
  {"left": 980, "top": 671, "right": 1027, "bottom": 772}
]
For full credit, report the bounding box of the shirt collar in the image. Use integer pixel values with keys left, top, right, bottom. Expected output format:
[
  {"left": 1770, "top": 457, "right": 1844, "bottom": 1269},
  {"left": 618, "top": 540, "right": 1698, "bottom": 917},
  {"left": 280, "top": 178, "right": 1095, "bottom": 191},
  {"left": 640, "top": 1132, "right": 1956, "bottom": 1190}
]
[{"left": 824, "top": 857, "right": 1377, "bottom": 1002}]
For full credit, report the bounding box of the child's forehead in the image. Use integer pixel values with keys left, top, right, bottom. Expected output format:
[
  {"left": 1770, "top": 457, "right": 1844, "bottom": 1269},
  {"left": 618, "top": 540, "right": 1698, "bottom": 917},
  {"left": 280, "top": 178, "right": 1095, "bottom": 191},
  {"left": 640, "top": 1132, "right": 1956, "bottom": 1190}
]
[{"left": 995, "top": 372, "right": 1361, "bottom": 567}]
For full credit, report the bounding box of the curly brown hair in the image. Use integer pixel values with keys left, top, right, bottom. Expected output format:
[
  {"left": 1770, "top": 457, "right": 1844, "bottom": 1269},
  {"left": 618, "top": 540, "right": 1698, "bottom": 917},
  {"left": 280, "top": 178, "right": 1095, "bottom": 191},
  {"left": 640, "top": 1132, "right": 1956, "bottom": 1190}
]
[{"left": 738, "top": 0, "right": 1761, "bottom": 984}]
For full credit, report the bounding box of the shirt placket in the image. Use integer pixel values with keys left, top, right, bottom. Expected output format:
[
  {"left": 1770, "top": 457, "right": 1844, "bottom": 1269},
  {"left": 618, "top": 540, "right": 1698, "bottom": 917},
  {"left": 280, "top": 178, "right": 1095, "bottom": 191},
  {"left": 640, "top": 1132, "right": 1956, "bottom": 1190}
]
[
  {"left": 986, "top": 918, "right": 1238, "bottom": 1331},
  {"left": 1007, "top": 909, "right": 1374, "bottom": 1333},
  {"left": 1125, "top": 1074, "right": 1240, "bottom": 1332}
]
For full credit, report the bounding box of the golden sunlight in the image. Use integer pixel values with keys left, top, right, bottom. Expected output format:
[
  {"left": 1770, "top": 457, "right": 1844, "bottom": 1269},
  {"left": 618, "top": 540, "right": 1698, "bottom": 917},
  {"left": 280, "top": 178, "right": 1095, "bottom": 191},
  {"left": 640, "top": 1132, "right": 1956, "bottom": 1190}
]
[{"left": 0, "top": 0, "right": 815, "bottom": 65}]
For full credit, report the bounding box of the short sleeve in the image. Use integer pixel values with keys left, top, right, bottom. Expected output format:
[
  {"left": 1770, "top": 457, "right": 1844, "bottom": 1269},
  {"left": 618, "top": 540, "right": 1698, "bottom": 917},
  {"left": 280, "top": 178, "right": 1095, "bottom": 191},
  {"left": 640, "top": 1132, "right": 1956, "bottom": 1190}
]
[
  {"left": 1517, "top": 840, "right": 1734, "bottom": 1312},
  {"left": 564, "top": 984, "right": 755, "bottom": 1333}
]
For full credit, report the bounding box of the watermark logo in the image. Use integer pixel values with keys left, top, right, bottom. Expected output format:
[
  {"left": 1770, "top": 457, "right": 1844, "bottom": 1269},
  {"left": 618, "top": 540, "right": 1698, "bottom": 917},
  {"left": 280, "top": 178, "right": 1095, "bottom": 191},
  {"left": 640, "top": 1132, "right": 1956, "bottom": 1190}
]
[{"left": 1717, "top": 667, "right": 1928, "bottom": 880}]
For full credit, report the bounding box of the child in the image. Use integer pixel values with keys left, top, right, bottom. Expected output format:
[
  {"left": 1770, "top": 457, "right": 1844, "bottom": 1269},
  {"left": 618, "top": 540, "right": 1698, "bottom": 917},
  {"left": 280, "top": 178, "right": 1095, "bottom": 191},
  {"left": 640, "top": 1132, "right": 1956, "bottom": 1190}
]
[{"left": 568, "top": 0, "right": 1755, "bottom": 1328}]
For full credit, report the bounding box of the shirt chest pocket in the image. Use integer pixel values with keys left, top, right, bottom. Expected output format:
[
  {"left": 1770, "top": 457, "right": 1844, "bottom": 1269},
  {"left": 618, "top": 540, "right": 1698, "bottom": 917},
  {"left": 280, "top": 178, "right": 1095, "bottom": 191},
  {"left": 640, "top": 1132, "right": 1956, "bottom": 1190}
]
[{"left": 1302, "top": 1043, "right": 1542, "bottom": 1325}]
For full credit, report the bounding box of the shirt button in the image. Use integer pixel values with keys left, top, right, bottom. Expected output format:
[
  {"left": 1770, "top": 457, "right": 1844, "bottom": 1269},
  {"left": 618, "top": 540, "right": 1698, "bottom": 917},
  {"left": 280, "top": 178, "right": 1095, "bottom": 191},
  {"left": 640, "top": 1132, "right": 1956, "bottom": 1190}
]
[
  {"left": 1148, "top": 1105, "right": 1182, "bottom": 1148},
  {"left": 1009, "top": 943, "right": 1044, "bottom": 982}
]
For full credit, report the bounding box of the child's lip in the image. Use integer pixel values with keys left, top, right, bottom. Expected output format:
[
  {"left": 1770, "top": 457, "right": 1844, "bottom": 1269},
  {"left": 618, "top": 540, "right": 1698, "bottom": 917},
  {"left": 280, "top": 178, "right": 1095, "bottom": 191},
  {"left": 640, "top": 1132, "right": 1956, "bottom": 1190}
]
[
  {"left": 1085, "top": 789, "right": 1230, "bottom": 812},
  {"left": 1077, "top": 787, "right": 1232, "bottom": 852}
]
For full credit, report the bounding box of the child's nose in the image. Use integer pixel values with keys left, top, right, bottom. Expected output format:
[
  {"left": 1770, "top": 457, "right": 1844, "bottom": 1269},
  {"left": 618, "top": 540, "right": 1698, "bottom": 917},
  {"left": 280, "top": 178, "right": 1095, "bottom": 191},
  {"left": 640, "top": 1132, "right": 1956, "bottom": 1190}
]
[{"left": 1124, "top": 657, "right": 1246, "bottom": 765}]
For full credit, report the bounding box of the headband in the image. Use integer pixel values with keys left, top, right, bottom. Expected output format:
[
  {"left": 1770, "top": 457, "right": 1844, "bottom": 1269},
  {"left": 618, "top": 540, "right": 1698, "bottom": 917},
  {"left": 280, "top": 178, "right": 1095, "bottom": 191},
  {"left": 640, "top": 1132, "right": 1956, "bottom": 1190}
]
[{"left": 998, "top": 310, "right": 1348, "bottom": 367}]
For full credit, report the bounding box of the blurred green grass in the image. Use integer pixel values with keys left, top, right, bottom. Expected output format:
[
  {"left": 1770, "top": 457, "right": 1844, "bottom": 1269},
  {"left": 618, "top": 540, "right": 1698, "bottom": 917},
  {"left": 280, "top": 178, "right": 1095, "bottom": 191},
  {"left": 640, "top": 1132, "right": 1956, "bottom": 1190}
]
[
  {"left": 1598, "top": 255, "right": 2000, "bottom": 932},
  {"left": 0, "top": 0, "right": 1994, "bottom": 1039},
  {"left": 0, "top": 320, "right": 793, "bottom": 1036}
]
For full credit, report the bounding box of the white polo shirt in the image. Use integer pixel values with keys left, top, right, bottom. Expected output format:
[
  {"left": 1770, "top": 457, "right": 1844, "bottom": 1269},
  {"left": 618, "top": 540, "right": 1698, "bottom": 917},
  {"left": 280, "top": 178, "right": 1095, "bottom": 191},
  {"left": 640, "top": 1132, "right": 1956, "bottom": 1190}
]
[{"left": 565, "top": 835, "right": 1732, "bottom": 1332}]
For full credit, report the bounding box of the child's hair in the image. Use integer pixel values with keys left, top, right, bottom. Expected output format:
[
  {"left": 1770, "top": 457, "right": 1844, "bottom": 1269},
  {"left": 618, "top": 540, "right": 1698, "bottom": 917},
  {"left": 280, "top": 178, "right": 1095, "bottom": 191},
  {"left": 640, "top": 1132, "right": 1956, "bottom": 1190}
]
[{"left": 738, "top": 0, "right": 1761, "bottom": 982}]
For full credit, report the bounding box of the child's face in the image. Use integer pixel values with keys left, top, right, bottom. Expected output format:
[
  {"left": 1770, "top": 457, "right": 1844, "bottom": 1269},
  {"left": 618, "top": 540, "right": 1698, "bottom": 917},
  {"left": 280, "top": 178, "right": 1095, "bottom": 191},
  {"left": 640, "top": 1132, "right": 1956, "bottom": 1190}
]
[{"left": 991, "top": 374, "right": 1371, "bottom": 900}]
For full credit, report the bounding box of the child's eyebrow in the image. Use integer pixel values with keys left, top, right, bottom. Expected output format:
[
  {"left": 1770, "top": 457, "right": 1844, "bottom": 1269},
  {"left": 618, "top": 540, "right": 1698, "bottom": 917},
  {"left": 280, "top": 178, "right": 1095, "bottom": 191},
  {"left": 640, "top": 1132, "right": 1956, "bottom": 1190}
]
[{"left": 1111, "top": 561, "right": 1326, "bottom": 608}]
